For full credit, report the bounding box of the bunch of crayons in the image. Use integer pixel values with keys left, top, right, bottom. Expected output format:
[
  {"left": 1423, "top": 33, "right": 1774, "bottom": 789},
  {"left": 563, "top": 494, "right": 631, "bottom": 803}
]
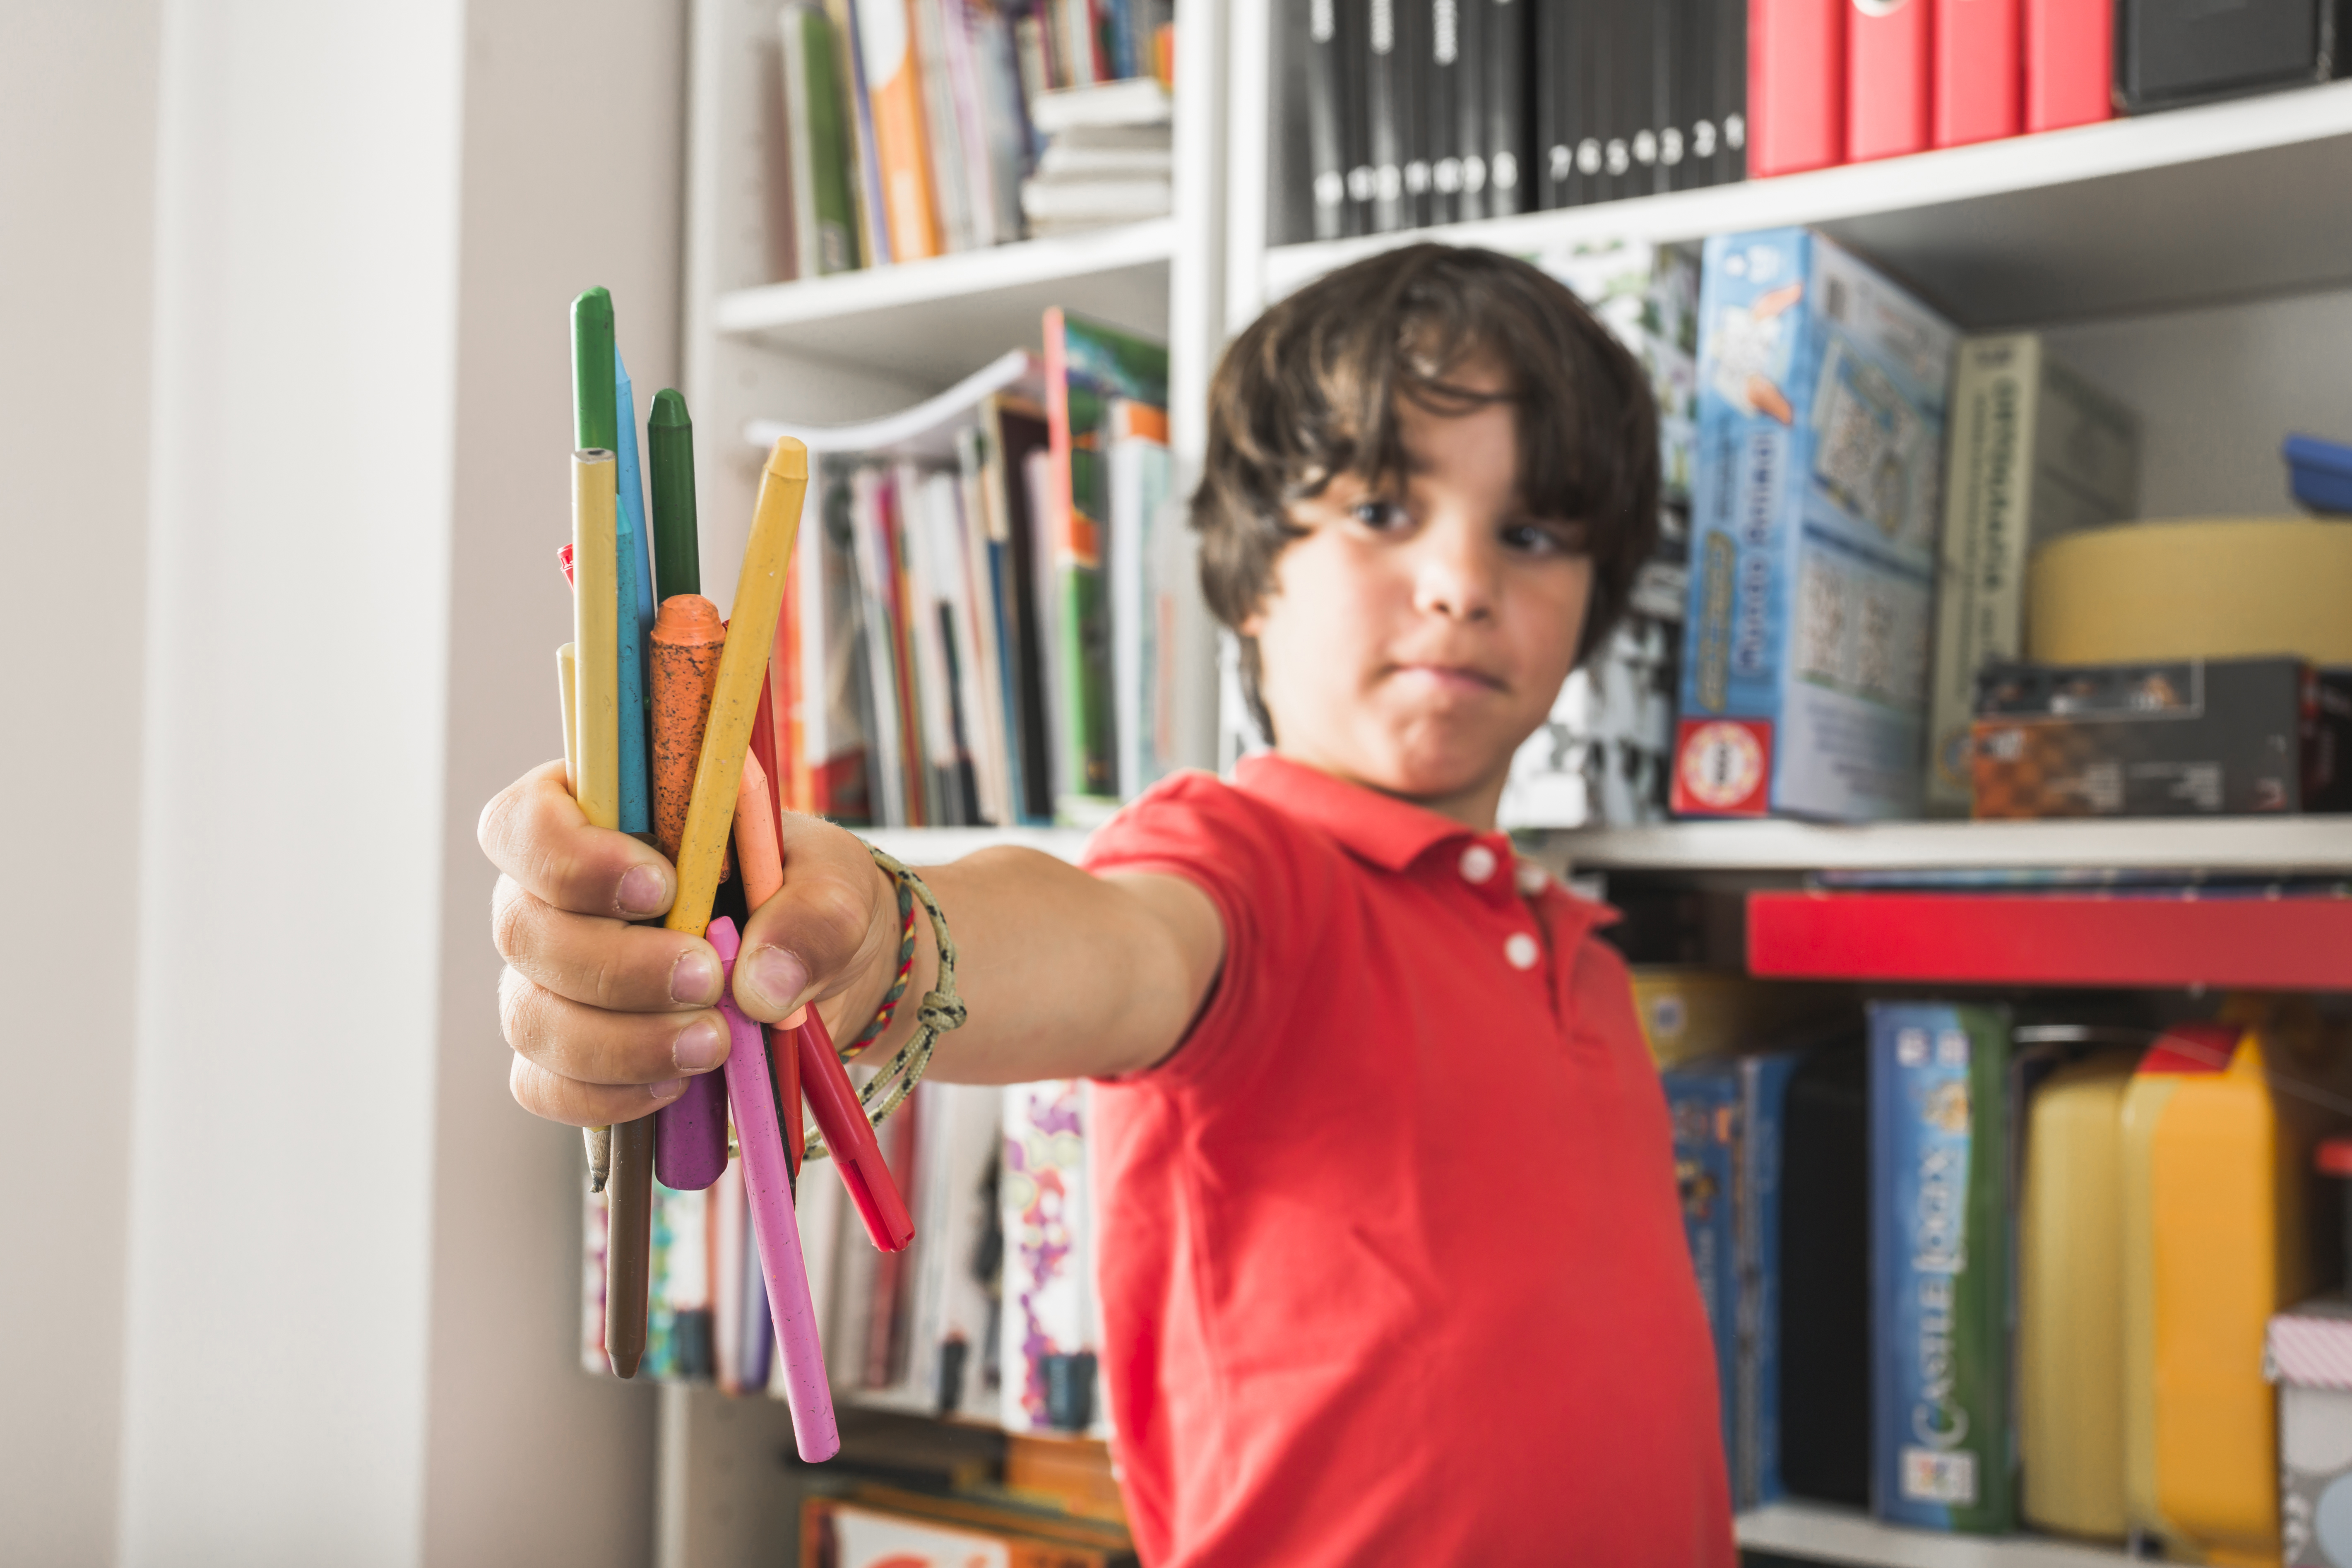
[{"left": 554, "top": 287, "right": 914, "bottom": 1463}]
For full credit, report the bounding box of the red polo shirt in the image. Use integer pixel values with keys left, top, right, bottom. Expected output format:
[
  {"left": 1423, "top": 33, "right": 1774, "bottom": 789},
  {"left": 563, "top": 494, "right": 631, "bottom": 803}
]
[{"left": 1083, "top": 754, "right": 1734, "bottom": 1567}]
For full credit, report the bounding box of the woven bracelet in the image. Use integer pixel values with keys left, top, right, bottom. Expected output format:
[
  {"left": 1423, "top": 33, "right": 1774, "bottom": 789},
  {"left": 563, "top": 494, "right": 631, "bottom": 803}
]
[{"left": 799, "top": 842, "right": 966, "bottom": 1160}]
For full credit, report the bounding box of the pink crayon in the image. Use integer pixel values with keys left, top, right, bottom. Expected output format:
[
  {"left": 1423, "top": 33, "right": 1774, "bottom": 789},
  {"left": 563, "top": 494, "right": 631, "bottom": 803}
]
[{"left": 708, "top": 916, "right": 839, "bottom": 1461}]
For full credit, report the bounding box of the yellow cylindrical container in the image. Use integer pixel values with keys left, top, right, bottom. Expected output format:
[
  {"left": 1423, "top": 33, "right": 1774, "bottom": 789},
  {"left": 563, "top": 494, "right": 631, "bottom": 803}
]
[
  {"left": 2029, "top": 517, "right": 2352, "bottom": 666},
  {"left": 2018, "top": 1052, "right": 2139, "bottom": 1542}
]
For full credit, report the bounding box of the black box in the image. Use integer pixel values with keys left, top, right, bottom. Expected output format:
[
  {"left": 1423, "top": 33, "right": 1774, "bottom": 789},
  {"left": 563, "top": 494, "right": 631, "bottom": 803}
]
[
  {"left": 2116, "top": 0, "right": 2343, "bottom": 112},
  {"left": 1970, "top": 657, "right": 2352, "bottom": 818}
]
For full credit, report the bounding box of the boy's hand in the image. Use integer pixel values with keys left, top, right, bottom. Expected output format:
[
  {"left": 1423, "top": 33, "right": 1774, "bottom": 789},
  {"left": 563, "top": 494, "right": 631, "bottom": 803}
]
[{"left": 479, "top": 760, "right": 897, "bottom": 1128}]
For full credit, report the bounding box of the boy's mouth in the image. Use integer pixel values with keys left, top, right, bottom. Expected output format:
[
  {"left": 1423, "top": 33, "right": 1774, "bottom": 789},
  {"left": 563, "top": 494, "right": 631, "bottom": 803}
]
[{"left": 1386, "top": 662, "right": 1508, "bottom": 696}]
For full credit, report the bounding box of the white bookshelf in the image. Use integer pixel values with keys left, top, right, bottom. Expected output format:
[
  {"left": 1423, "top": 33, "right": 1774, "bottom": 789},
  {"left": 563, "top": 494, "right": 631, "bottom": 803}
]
[
  {"left": 666, "top": 2, "right": 2352, "bottom": 1562},
  {"left": 1736, "top": 1504, "right": 2135, "bottom": 1568}
]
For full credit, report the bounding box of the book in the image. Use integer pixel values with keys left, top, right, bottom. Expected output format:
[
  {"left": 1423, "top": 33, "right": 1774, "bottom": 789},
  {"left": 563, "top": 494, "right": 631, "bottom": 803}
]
[
  {"left": 1674, "top": 227, "right": 1957, "bottom": 821},
  {"left": 905, "top": 1083, "right": 1007, "bottom": 1417},
  {"left": 1777, "top": 1039, "right": 1870, "bottom": 1506},
  {"left": 1710, "top": 0, "right": 1750, "bottom": 185},
  {"left": 1020, "top": 176, "right": 1173, "bottom": 222},
  {"left": 1042, "top": 309, "right": 1169, "bottom": 820},
  {"left": 1366, "top": 0, "right": 1405, "bottom": 230},
  {"left": 856, "top": 0, "right": 945, "bottom": 260},
  {"left": 1001, "top": 1079, "right": 1109, "bottom": 1436},
  {"left": 782, "top": 2, "right": 864, "bottom": 277},
  {"left": 1027, "top": 75, "right": 1170, "bottom": 132},
  {"left": 1847, "top": 0, "right": 1930, "bottom": 162},
  {"left": 982, "top": 397, "right": 1059, "bottom": 825},
  {"left": 1307, "top": 0, "right": 1349, "bottom": 238},
  {"left": 1749, "top": 0, "right": 1845, "bottom": 176},
  {"left": 1106, "top": 399, "right": 1173, "bottom": 799},
  {"left": 2025, "top": 0, "right": 2114, "bottom": 132},
  {"left": 1479, "top": 0, "right": 1524, "bottom": 214},
  {"left": 1398, "top": 0, "right": 1433, "bottom": 226},
  {"left": 911, "top": 0, "right": 977, "bottom": 253},
  {"left": 832, "top": 0, "right": 896, "bottom": 265},
  {"left": 1536, "top": 0, "right": 1575, "bottom": 207},
  {"left": 1868, "top": 1001, "right": 2017, "bottom": 1534},
  {"left": 1344, "top": 0, "right": 1377, "bottom": 230},
  {"left": 1934, "top": 0, "right": 2022, "bottom": 148},
  {"left": 1426, "top": 0, "right": 1462, "bottom": 224},
  {"left": 1449, "top": 0, "right": 1485, "bottom": 221},
  {"left": 1924, "top": 334, "right": 2142, "bottom": 815}
]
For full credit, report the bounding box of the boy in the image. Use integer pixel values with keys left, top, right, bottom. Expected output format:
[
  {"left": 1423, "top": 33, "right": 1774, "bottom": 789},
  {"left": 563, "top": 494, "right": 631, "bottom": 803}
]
[{"left": 481, "top": 244, "right": 1734, "bottom": 1564}]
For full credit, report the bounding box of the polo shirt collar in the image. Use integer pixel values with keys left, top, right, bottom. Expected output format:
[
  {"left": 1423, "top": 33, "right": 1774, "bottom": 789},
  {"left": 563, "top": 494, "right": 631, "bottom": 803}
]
[{"left": 1232, "top": 751, "right": 1492, "bottom": 873}]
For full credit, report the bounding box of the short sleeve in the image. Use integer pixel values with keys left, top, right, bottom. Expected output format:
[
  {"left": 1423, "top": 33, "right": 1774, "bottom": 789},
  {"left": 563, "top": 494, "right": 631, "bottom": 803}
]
[{"left": 1082, "top": 770, "right": 1335, "bottom": 1092}]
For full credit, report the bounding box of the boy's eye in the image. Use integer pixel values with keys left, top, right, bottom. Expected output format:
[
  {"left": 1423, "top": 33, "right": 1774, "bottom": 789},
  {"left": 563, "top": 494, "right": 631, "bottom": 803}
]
[
  {"left": 1503, "top": 519, "right": 1590, "bottom": 555},
  {"left": 1351, "top": 498, "right": 1408, "bottom": 530}
]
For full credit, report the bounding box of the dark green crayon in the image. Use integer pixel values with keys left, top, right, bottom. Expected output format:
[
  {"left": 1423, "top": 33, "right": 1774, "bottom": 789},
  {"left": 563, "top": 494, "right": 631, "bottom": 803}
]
[{"left": 648, "top": 387, "right": 700, "bottom": 600}]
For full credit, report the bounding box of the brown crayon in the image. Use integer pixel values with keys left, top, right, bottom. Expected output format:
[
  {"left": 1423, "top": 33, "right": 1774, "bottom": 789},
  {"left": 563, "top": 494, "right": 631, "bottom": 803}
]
[
  {"left": 604, "top": 1115, "right": 654, "bottom": 1378},
  {"left": 651, "top": 594, "right": 731, "bottom": 875}
]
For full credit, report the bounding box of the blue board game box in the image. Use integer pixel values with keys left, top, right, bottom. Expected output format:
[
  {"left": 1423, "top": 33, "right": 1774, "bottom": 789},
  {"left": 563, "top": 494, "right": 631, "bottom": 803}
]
[
  {"left": 1674, "top": 229, "right": 1958, "bottom": 821},
  {"left": 1664, "top": 1051, "right": 1801, "bottom": 1508},
  {"left": 1866, "top": 1002, "right": 2016, "bottom": 1534}
]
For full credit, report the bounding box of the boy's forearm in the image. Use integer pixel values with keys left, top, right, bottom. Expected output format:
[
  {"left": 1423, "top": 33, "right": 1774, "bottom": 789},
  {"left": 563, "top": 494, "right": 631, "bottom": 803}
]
[{"left": 821, "top": 846, "right": 1219, "bottom": 1085}]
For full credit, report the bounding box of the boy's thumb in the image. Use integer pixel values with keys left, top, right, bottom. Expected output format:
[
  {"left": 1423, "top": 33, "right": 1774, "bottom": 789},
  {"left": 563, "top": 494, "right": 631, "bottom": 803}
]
[{"left": 731, "top": 813, "right": 889, "bottom": 1026}]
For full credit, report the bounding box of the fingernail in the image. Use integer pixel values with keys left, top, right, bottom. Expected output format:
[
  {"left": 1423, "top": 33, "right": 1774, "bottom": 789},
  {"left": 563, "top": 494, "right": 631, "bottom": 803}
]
[
  {"left": 618, "top": 863, "right": 670, "bottom": 918},
  {"left": 672, "top": 1015, "right": 727, "bottom": 1072},
  {"left": 669, "top": 947, "right": 721, "bottom": 1006},
  {"left": 743, "top": 945, "right": 808, "bottom": 1013},
  {"left": 647, "top": 1077, "right": 685, "bottom": 1101}
]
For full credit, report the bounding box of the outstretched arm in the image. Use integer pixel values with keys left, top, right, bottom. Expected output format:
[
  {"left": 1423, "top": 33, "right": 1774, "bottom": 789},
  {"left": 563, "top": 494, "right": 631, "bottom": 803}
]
[{"left": 481, "top": 760, "right": 1224, "bottom": 1127}]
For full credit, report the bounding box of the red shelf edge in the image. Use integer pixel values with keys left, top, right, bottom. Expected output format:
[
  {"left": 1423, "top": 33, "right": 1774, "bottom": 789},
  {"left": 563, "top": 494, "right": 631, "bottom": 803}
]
[{"left": 1747, "top": 891, "right": 2352, "bottom": 991}]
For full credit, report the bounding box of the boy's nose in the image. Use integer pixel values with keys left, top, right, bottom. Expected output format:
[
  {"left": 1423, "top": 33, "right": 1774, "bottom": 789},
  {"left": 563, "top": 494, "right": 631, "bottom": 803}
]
[{"left": 1410, "top": 519, "right": 1500, "bottom": 622}]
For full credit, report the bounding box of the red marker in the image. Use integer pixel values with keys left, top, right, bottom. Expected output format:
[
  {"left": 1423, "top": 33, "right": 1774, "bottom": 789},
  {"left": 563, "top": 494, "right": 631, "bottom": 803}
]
[{"left": 798, "top": 1008, "right": 914, "bottom": 1252}]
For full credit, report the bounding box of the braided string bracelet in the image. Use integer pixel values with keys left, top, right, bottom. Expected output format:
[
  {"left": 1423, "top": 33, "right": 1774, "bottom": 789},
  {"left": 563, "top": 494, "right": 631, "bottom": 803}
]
[{"left": 798, "top": 842, "right": 966, "bottom": 1162}]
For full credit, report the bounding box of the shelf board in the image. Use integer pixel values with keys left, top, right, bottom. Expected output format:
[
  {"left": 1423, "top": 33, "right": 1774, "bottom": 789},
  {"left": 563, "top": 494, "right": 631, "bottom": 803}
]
[
  {"left": 862, "top": 825, "right": 1093, "bottom": 865},
  {"left": 1554, "top": 816, "right": 2352, "bottom": 874},
  {"left": 1264, "top": 80, "right": 2352, "bottom": 326},
  {"left": 1736, "top": 1503, "right": 2132, "bottom": 1567},
  {"left": 712, "top": 219, "right": 1176, "bottom": 383},
  {"left": 1748, "top": 888, "right": 2352, "bottom": 990}
]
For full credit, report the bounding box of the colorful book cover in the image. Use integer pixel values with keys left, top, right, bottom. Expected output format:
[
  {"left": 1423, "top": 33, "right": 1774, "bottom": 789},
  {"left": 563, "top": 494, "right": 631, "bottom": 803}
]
[
  {"left": 855, "top": 0, "right": 945, "bottom": 259},
  {"left": 1933, "top": 0, "right": 2020, "bottom": 149},
  {"left": 1001, "top": 1079, "right": 1106, "bottom": 1436},
  {"left": 1676, "top": 227, "right": 1955, "bottom": 821},
  {"left": 990, "top": 399, "right": 1057, "bottom": 825},
  {"left": 1748, "top": 0, "right": 1844, "bottom": 176},
  {"left": 784, "top": 2, "right": 865, "bottom": 275},
  {"left": 1663, "top": 1063, "right": 1743, "bottom": 1484},
  {"left": 1868, "top": 1000, "right": 2017, "bottom": 1533},
  {"left": 1846, "top": 0, "right": 1929, "bottom": 162},
  {"left": 1042, "top": 309, "right": 1169, "bottom": 819}
]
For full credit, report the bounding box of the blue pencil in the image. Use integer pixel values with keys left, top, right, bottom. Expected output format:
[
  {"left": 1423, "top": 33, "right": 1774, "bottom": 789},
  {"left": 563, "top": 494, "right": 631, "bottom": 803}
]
[{"left": 612, "top": 350, "right": 653, "bottom": 835}]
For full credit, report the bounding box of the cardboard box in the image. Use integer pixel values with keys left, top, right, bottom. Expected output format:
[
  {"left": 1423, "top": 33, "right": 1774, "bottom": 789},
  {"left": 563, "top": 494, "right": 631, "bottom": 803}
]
[
  {"left": 1676, "top": 228, "right": 1958, "bottom": 821},
  {"left": 1868, "top": 1001, "right": 2016, "bottom": 1534},
  {"left": 1971, "top": 656, "right": 2352, "bottom": 818}
]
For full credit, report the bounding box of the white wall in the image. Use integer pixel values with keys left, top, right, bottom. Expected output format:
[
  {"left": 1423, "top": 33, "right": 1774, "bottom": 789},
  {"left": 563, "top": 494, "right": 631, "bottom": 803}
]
[
  {"left": 417, "top": 0, "right": 690, "bottom": 1560},
  {"left": 89, "top": 1, "right": 688, "bottom": 1563},
  {"left": 0, "top": 5, "right": 163, "bottom": 1562}
]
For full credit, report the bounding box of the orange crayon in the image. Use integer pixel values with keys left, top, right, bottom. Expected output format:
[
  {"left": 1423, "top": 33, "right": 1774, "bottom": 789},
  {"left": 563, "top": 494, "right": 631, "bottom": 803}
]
[{"left": 651, "top": 594, "right": 728, "bottom": 868}]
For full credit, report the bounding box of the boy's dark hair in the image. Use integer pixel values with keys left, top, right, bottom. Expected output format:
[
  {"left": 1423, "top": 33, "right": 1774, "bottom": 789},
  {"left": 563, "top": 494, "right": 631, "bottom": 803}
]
[{"left": 1192, "top": 243, "right": 1659, "bottom": 738}]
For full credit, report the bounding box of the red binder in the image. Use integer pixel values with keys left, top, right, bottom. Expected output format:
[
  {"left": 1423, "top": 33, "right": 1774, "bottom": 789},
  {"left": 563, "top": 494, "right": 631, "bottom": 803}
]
[
  {"left": 1847, "top": 0, "right": 1932, "bottom": 162},
  {"left": 1935, "top": 0, "right": 2021, "bottom": 146},
  {"left": 1750, "top": 0, "right": 1848, "bottom": 176},
  {"left": 2024, "top": 0, "right": 2114, "bottom": 131}
]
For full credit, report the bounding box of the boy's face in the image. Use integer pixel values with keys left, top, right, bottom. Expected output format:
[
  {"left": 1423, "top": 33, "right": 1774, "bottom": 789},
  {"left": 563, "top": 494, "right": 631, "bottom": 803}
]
[{"left": 1244, "top": 358, "right": 1593, "bottom": 827}]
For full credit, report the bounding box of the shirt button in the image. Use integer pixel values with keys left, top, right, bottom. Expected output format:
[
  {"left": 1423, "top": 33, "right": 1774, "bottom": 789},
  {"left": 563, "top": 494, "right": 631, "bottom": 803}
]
[
  {"left": 1515, "top": 862, "right": 1549, "bottom": 896},
  {"left": 1459, "top": 844, "right": 1498, "bottom": 883},
  {"left": 1505, "top": 932, "right": 1541, "bottom": 970}
]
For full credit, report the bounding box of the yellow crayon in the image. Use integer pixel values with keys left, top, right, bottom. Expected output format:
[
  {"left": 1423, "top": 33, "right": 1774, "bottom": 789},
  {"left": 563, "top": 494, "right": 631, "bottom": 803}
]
[
  {"left": 558, "top": 642, "right": 579, "bottom": 795},
  {"left": 666, "top": 437, "right": 808, "bottom": 938},
  {"left": 572, "top": 449, "right": 621, "bottom": 831}
]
